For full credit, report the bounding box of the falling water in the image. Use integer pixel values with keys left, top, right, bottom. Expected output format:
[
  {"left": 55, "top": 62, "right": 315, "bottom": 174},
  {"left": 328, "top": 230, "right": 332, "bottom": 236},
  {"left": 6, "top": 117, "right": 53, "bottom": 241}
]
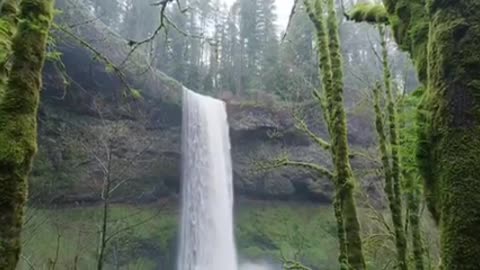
[{"left": 178, "top": 87, "right": 238, "bottom": 270}]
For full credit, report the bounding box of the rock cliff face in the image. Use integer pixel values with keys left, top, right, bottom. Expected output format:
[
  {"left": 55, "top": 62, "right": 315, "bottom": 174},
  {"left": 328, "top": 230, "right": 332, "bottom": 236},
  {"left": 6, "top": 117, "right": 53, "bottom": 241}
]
[
  {"left": 30, "top": 0, "right": 380, "bottom": 205},
  {"left": 35, "top": 88, "right": 378, "bottom": 205}
]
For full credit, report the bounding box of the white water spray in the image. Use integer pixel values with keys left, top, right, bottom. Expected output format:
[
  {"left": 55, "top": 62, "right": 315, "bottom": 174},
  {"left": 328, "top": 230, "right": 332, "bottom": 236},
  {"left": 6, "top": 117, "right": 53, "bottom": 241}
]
[{"left": 178, "top": 88, "right": 238, "bottom": 270}]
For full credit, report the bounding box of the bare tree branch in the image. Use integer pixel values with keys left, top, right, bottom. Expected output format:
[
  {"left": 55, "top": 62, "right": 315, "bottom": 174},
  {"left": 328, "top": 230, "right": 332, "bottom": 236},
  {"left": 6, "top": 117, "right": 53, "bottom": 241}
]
[{"left": 121, "top": 0, "right": 212, "bottom": 66}]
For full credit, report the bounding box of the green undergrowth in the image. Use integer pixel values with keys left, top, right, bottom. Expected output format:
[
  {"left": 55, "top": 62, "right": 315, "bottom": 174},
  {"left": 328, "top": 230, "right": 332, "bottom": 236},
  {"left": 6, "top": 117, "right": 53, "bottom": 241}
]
[
  {"left": 18, "top": 201, "right": 439, "bottom": 269},
  {"left": 235, "top": 201, "right": 339, "bottom": 269},
  {"left": 18, "top": 202, "right": 340, "bottom": 270},
  {"left": 19, "top": 204, "right": 178, "bottom": 270}
]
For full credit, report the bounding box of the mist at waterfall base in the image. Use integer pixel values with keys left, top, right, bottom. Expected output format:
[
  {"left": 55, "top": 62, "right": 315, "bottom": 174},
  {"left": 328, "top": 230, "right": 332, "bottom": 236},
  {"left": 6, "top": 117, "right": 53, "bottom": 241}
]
[{"left": 179, "top": 88, "right": 279, "bottom": 270}]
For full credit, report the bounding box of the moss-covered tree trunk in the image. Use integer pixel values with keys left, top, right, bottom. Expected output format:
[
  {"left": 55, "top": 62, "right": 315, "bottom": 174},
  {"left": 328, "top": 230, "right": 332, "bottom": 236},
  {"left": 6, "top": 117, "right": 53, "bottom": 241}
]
[
  {"left": 0, "top": 0, "right": 19, "bottom": 99},
  {"left": 304, "top": 1, "right": 349, "bottom": 268},
  {"left": 383, "top": 0, "right": 480, "bottom": 268},
  {"left": 305, "top": 0, "right": 366, "bottom": 268},
  {"left": 0, "top": 0, "right": 54, "bottom": 268},
  {"left": 407, "top": 177, "right": 424, "bottom": 270},
  {"left": 379, "top": 26, "right": 409, "bottom": 270},
  {"left": 422, "top": 2, "right": 480, "bottom": 268},
  {"left": 325, "top": 0, "right": 365, "bottom": 268},
  {"left": 372, "top": 79, "right": 412, "bottom": 270}
]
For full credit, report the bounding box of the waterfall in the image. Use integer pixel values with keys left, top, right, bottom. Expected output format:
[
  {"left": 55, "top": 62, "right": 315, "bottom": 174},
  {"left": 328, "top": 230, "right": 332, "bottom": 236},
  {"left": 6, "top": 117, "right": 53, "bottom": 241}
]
[{"left": 178, "top": 87, "right": 238, "bottom": 270}]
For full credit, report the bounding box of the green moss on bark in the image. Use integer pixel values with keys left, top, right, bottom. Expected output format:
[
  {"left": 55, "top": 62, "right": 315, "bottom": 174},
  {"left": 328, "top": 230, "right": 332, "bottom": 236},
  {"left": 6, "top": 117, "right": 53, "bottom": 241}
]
[
  {"left": 423, "top": 1, "right": 480, "bottom": 268},
  {"left": 304, "top": 0, "right": 366, "bottom": 268},
  {"left": 435, "top": 130, "right": 480, "bottom": 269},
  {"left": 0, "top": 0, "right": 19, "bottom": 99},
  {"left": 408, "top": 176, "right": 425, "bottom": 270},
  {"left": 325, "top": 0, "right": 366, "bottom": 268},
  {"left": 349, "top": 3, "right": 389, "bottom": 24},
  {"left": 352, "top": 0, "right": 429, "bottom": 82},
  {"left": 372, "top": 80, "right": 408, "bottom": 270},
  {"left": 399, "top": 89, "right": 426, "bottom": 270},
  {"left": 304, "top": 0, "right": 333, "bottom": 126},
  {"left": 0, "top": 0, "right": 55, "bottom": 268},
  {"left": 381, "top": 0, "right": 480, "bottom": 268},
  {"left": 304, "top": 1, "right": 348, "bottom": 267},
  {"left": 379, "top": 26, "right": 409, "bottom": 270}
]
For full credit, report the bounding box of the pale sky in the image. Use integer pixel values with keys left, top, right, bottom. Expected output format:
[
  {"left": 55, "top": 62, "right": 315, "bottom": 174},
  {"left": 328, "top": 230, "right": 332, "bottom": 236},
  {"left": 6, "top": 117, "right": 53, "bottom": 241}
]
[{"left": 222, "top": 0, "right": 295, "bottom": 31}]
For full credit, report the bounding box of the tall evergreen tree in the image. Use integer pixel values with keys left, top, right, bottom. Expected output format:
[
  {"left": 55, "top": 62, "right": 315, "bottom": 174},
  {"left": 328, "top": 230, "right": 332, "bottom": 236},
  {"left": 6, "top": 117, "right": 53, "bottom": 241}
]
[
  {"left": 277, "top": 2, "right": 318, "bottom": 100},
  {"left": 91, "top": 0, "right": 121, "bottom": 28},
  {"left": 238, "top": 0, "right": 259, "bottom": 90},
  {"left": 121, "top": 0, "right": 159, "bottom": 42},
  {"left": 221, "top": 2, "right": 244, "bottom": 93},
  {"left": 256, "top": 0, "right": 279, "bottom": 92},
  {"left": 166, "top": 4, "right": 189, "bottom": 83}
]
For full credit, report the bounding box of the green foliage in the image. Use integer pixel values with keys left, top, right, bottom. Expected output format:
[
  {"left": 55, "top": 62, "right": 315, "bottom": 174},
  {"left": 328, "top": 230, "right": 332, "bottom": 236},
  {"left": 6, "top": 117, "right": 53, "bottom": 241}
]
[
  {"left": 399, "top": 89, "right": 423, "bottom": 178},
  {"left": 19, "top": 203, "right": 340, "bottom": 270},
  {"left": 19, "top": 206, "right": 178, "bottom": 269},
  {"left": 46, "top": 50, "right": 62, "bottom": 62},
  {"left": 399, "top": 93, "right": 426, "bottom": 270},
  {"left": 29, "top": 138, "right": 85, "bottom": 201}
]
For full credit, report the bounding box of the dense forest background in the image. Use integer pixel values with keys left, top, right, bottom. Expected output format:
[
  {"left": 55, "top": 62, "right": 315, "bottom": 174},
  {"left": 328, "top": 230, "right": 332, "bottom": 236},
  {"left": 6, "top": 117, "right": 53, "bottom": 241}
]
[{"left": 84, "top": 0, "right": 417, "bottom": 100}]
